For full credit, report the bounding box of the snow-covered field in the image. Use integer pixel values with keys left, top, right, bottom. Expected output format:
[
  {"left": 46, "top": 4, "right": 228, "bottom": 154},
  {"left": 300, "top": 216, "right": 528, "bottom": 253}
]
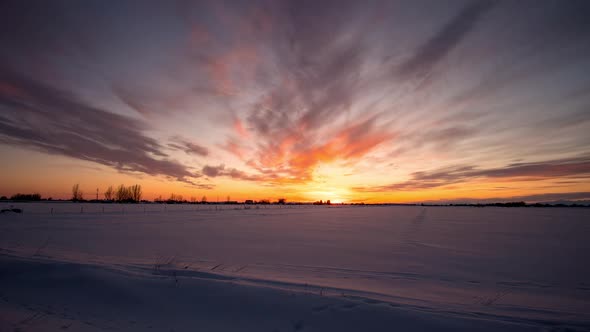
[{"left": 1, "top": 203, "right": 589, "bottom": 331}]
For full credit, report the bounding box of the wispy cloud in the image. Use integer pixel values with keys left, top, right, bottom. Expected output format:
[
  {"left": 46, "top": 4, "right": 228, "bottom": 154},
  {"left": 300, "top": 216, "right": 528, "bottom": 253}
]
[
  {"left": 395, "top": 0, "right": 495, "bottom": 80},
  {"left": 202, "top": 164, "right": 262, "bottom": 182},
  {"left": 242, "top": 115, "right": 395, "bottom": 183},
  {"left": 168, "top": 137, "right": 209, "bottom": 156},
  {"left": 0, "top": 68, "right": 205, "bottom": 186},
  {"left": 209, "top": 2, "right": 398, "bottom": 183},
  {"left": 354, "top": 155, "right": 590, "bottom": 192},
  {"left": 420, "top": 192, "right": 590, "bottom": 204},
  {"left": 1, "top": 0, "right": 589, "bottom": 198}
]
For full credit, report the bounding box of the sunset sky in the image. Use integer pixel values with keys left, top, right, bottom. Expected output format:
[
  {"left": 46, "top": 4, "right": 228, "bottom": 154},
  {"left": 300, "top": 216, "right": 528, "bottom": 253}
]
[{"left": 1, "top": 0, "right": 589, "bottom": 203}]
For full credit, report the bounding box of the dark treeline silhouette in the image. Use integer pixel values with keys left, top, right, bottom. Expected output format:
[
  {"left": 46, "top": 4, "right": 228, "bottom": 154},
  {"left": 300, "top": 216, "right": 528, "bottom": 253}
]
[
  {"left": 423, "top": 201, "right": 588, "bottom": 208},
  {"left": 8, "top": 193, "right": 42, "bottom": 201},
  {"left": 448, "top": 201, "right": 526, "bottom": 207},
  {"left": 1, "top": 186, "right": 588, "bottom": 207},
  {"left": 153, "top": 194, "right": 280, "bottom": 205},
  {"left": 70, "top": 183, "right": 143, "bottom": 203}
]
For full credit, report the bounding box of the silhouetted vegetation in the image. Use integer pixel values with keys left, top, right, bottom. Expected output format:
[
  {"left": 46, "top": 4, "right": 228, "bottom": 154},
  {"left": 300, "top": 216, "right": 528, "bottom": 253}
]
[
  {"left": 448, "top": 201, "right": 526, "bottom": 207},
  {"left": 3, "top": 183, "right": 588, "bottom": 208},
  {"left": 10, "top": 193, "right": 41, "bottom": 201},
  {"left": 129, "top": 184, "right": 142, "bottom": 202},
  {"left": 104, "top": 185, "right": 114, "bottom": 201},
  {"left": 166, "top": 193, "right": 183, "bottom": 204},
  {"left": 71, "top": 184, "right": 83, "bottom": 201},
  {"left": 111, "top": 184, "right": 142, "bottom": 203}
]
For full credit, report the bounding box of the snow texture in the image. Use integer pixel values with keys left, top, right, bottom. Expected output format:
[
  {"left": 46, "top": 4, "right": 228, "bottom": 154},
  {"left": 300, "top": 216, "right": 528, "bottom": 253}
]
[{"left": 1, "top": 203, "right": 589, "bottom": 331}]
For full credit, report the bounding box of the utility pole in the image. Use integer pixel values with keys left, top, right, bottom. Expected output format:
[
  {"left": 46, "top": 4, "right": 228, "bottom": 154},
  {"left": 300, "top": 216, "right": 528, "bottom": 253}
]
[{"left": 96, "top": 188, "right": 99, "bottom": 201}]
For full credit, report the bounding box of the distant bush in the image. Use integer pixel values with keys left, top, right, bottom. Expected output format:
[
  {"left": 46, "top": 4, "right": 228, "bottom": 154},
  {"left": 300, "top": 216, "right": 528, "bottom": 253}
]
[
  {"left": 10, "top": 193, "right": 42, "bottom": 201},
  {"left": 495, "top": 201, "right": 526, "bottom": 207},
  {"left": 104, "top": 185, "right": 114, "bottom": 201},
  {"left": 166, "top": 193, "right": 183, "bottom": 204},
  {"left": 72, "top": 184, "right": 83, "bottom": 201}
]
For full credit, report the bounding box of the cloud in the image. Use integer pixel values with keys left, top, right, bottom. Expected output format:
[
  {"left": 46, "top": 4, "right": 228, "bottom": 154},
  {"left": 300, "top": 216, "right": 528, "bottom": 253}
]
[
  {"left": 354, "top": 155, "right": 590, "bottom": 192},
  {"left": 240, "top": 115, "right": 395, "bottom": 183},
  {"left": 0, "top": 1, "right": 493, "bottom": 187},
  {"left": 202, "top": 165, "right": 224, "bottom": 177},
  {"left": 1, "top": 0, "right": 589, "bottom": 195},
  {"left": 168, "top": 137, "right": 209, "bottom": 156},
  {"left": 395, "top": 0, "right": 495, "bottom": 80},
  {"left": 0, "top": 68, "right": 205, "bottom": 186},
  {"left": 210, "top": 2, "right": 398, "bottom": 183},
  {"left": 387, "top": 124, "right": 478, "bottom": 158},
  {"left": 420, "top": 192, "right": 590, "bottom": 205},
  {"left": 211, "top": 1, "right": 498, "bottom": 185},
  {"left": 202, "top": 164, "right": 262, "bottom": 181}
]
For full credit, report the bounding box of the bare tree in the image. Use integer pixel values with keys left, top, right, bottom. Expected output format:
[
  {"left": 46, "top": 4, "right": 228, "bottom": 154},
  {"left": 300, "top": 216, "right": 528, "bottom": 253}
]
[
  {"left": 129, "top": 184, "right": 142, "bottom": 202},
  {"left": 116, "top": 184, "right": 131, "bottom": 202},
  {"left": 201, "top": 196, "right": 207, "bottom": 203},
  {"left": 104, "top": 185, "right": 114, "bottom": 201},
  {"left": 72, "top": 184, "right": 83, "bottom": 201}
]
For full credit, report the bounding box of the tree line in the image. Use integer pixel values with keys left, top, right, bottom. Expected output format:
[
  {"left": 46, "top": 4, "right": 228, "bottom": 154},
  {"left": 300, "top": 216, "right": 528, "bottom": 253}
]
[
  {"left": 4, "top": 193, "right": 42, "bottom": 201},
  {"left": 72, "top": 183, "right": 142, "bottom": 203}
]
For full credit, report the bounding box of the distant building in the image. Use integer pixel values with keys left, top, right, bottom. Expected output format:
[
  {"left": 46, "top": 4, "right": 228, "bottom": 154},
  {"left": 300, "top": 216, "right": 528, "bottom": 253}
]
[{"left": 245, "top": 200, "right": 254, "bottom": 204}]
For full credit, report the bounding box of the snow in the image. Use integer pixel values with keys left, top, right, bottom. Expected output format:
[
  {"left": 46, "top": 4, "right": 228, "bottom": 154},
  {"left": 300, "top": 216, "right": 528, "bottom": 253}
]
[{"left": 1, "top": 203, "right": 589, "bottom": 331}]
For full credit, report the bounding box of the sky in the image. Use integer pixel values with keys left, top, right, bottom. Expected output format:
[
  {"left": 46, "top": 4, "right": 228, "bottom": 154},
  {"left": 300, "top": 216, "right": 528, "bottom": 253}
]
[{"left": 1, "top": 0, "right": 589, "bottom": 203}]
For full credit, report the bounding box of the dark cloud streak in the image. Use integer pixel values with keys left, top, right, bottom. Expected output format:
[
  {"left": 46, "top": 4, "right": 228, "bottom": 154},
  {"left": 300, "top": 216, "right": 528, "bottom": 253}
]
[
  {"left": 354, "top": 156, "right": 590, "bottom": 192},
  {"left": 202, "top": 164, "right": 262, "bottom": 181},
  {"left": 0, "top": 68, "right": 205, "bottom": 186},
  {"left": 168, "top": 137, "right": 209, "bottom": 156},
  {"left": 395, "top": 0, "right": 495, "bottom": 80},
  {"left": 421, "top": 191, "right": 590, "bottom": 204}
]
